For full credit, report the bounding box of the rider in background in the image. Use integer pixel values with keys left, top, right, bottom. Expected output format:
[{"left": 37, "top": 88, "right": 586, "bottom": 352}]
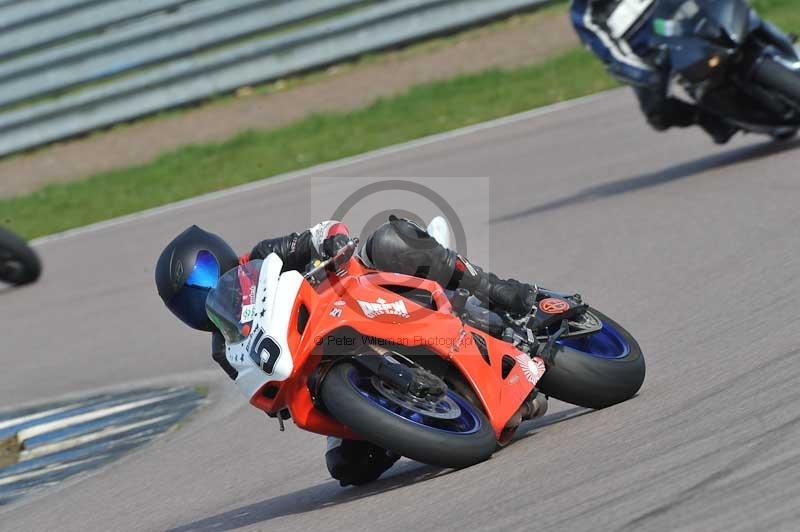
[
  {"left": 570, "top": 0, "right": 738, "bottom": 144},
  {"left": 155, "top": 218, "right": 537, "bottom": 486}
]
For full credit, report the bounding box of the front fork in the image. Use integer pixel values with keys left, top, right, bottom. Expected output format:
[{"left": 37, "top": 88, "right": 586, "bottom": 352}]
[{"left": 752, "top": 16, "right": 799, "bottom": 60}]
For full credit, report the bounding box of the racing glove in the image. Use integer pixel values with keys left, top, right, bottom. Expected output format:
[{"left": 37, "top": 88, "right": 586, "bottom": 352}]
[{"left": 322, "top": 234, "right": 354, "bottom": 274}]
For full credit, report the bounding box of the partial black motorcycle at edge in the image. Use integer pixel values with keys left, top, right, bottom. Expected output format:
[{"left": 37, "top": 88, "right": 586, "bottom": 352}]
[
  {"left": 0, "top": 226, "right": 41, "bottom": 286},
  {"left": 650, "top": 0, "right": 800, "bottom": 139}
]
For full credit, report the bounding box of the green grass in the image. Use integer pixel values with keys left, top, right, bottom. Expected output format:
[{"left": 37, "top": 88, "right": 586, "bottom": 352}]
[
  {"left": 0, "top": 48, "right": 615, "bottom": 238},
  {"left": 752, "top": 0, "right": 800, "bottom": 33},
  {"left": 1, "top": 1, "right": 797, "bottom": 239}
]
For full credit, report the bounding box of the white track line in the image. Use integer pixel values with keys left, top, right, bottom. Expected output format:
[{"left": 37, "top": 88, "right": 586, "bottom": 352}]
[
  {"left": 0, "top": 457, "right": 99, "bottom": 488},
  {"left": 20, "top": 414, "right": 174, "bottom": 461},
  {"left": 32, "top": 91, "right": 610, "bottom": 246},
  {"left": 0, "top": 404, "right": 80, "bottom": 432},
  {"left": 16, "top": 390, "right": 185, "bottom": 442}
]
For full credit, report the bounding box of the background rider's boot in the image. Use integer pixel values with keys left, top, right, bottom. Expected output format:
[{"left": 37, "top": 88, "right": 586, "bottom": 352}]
[{"left": 697, "top": 111, "right": 739, "bottom": 144}]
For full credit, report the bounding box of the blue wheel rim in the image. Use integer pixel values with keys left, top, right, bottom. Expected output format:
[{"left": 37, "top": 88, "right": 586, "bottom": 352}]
[
  {"left": 556, "top": 322, "right": 630, "bottom": 360},
  {"left": 347, "top": 369, "right": 482, "bottom": 435}
]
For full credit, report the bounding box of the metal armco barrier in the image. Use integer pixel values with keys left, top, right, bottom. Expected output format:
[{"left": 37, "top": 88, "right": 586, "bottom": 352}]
[{"left": 0, "top": 0, "right": 553, "bottom": 157}]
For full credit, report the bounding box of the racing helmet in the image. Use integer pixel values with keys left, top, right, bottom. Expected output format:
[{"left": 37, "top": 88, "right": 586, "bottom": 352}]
[{"left": 155, "top": 225, "right": 239, "bottom": 331}]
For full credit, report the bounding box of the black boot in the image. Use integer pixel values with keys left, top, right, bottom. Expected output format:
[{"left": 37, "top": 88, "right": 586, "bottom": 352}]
[
  {"left": 697, "top": 111, "right": 738, "bottom": 145},
  {"left": 456, "top": 259, "right": 536, "bottom": 316},
  {"left": 325, "top": 438, "right": 400, "bottom": 487}
]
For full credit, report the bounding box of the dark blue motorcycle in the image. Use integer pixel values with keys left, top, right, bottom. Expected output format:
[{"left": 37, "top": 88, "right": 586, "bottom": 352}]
[{"left": 650, "top": 0, "right": 800, "bottom": 139}]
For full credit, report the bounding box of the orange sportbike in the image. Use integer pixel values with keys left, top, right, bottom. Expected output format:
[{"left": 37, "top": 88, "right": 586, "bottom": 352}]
[{"left": 206, "top": 239, "right": 645, "bottom": 468}]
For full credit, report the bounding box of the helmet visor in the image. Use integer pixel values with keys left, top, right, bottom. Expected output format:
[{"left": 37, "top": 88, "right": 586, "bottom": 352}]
[{"left": 167, "top": 251, "right": 220, "bottom": 330}]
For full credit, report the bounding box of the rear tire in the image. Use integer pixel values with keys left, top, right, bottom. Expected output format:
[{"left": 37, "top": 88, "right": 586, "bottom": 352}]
[
  {"left": 0, "top": 227, "right": 41, "bottom": 286},
  {"left": 536, "top": 309, "right": 645, "bottom": 409},
  {"left": 320, "top": 362, "right": 497, "bottom": 469}
]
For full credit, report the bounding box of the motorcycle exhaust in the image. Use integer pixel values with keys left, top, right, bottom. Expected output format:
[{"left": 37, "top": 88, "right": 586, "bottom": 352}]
[{"left": 499, "top": 392, "right": 548, "bottom": 446}]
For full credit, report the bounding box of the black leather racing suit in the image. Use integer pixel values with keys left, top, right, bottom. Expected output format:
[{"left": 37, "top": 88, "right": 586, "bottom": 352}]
[{"left": 210, "top": 217, "right": 536, "bottom": 486}]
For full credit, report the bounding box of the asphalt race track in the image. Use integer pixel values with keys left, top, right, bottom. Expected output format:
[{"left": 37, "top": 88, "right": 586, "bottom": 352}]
[{"left": 1, "top": 88, "right": 799, "bottom": 531}]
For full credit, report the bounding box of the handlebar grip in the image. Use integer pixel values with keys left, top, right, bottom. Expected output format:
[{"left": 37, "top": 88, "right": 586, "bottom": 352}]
[{"left": 304, "top": 238, "right": 359, "bottom": 280}]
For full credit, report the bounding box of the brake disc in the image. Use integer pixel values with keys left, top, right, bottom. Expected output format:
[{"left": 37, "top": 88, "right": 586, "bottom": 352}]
[{"left": 370, "top": 376, "right": 462, "bottom": 420}]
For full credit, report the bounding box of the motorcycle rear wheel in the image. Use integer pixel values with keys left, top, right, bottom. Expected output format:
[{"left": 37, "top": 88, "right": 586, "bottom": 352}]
[
  {"left": 320, "top": 361, "right": 497, "bottom": 469},
  {"left": 536, "top": 308, "right": 645, "bottom": 409},
  {"left": 0, "top": 227, "right": 41, "bottom": 285}
]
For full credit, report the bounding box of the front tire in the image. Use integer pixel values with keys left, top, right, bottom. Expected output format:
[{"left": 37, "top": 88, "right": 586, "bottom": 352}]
[
  {"left": 753, "top": 56, "right": 800, "bottom": 105},
  {"left": 0, "top": 227, "right": 41, "bottom": 286},
  {"left": 320, "top": 362, "right": 497, "bottom": 469},
  {"left": 536, "top": 308, "right": 645, "bottom": 409}
]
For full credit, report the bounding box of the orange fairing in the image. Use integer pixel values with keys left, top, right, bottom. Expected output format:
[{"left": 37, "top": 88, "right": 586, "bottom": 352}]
[{"left": 248, "top": 258, "right": 537, "bottom": 440}]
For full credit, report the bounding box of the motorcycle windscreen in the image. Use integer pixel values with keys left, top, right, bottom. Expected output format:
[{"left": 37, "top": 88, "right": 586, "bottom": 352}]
[
  {"left": 653, "top": 0, "right": 749, "bottom": 44},
  {"left": 651, "top": 0, "right": 703, "bottom": 39},
  {"left": 206, "top": 260, "right": 264, "bottom": 344},
  {"left": 705, "top": 0, "right": 750, "bottom": 44}
]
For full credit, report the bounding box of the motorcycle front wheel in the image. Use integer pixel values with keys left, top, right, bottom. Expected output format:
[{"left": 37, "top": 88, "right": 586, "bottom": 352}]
[
  {"left": 320, "top": 361, "right": 496, "bottom": 469},
  {"left": 0, "top": 227, "right": 41, "bottom": 286},
  {"left": 753, "top": 56, "right": 800, "bottom": 106},
  {"left": 536, "top": 308, "right": 645, "bottom": 409}
]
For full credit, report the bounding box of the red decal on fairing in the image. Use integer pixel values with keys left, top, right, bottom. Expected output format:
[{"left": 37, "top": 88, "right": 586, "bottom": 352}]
[
  {"left": 238, "top": 267, "right": 257, "bottom": 306},
  {"left": 539, "top": 298, "right": 570, "bottom": 314}
]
